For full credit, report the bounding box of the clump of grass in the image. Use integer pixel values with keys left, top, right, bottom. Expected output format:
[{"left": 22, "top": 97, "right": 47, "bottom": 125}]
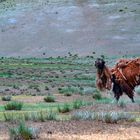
[
  {"left": 36, "top": 110, "right": 57, "bottom": 121},
  {"left": 73, "top": 99, "right": 83, "bottom": 109},
  {"left": 4, "top": 110, "right": 57, "bottom": 122},
  {"left": 28, "top": 84, "right": 40, "bottom": 92},
  {"left": 82, "top": 87, "right": 96, "bottom": 95},
  {"left": 45, "top": 86, "right": 49, "bottom": 90},
  {"left": 3, "top": 112, "right": 20, "bottom": 122},
  {"left": 46, "top": 110, "right": 57, "bottom": 120},
  {"left": 4, "top": 101, "right": 23, "bottom": 110},
  {"left": 13, "top": 84, "right": 19, "bottom": 90},
  {"left": 31, "top": 93, "right": 37, "bottom": 96},
  {"left": 9, "top": 122, "right": 39, "bottom": 140},
  {"left": 92, "top": 90, "right": 102, "bottom": 100},
  {"left": 71, "top": 111, "right": 136, "bottom": 123},
  {"left": 103, "top": 113, "right": 117, "bottom": 123},
  {"left": 57, "top": 103, "right": 71, "bottom": 113},
  {"left": 118, "top": 100, "right": 126, "bottom": 108},
  {"left": 71, "top": 111, "right": 93, "bottom": 120},
  {"left": 1, "top": 95, "right": 12, "bottom": 101},
  {"left": 95, "top": 97, "right": 112, "bottom": 104},
  {"left": 58, "top": 86, "right": 81, "bottom": 94},
  {"left": 64, "top": 92, "right": 72, "bottom": 96},
  {"left": 44, "top": 95, "right": 55, "bottom": 103},
  {"left": 97, "top": 112, "right": 136, "bottom": 123},
  {"left": 28, "top": 84, "right": 39, "bottom": 89},
  {"left": 135, "top": 86, "right": 140, "bottom": 95}
]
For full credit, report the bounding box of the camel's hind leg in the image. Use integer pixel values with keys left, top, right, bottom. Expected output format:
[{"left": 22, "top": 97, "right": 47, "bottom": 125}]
[
  {"left": 120, "top": 80, "right": 135, "bottom": 103},
  {"left": 126, "top": 92, "right": 135, "bottom": 103}
]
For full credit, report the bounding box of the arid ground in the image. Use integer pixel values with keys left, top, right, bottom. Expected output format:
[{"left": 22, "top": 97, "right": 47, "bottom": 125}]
[{"left": 0, "top": 57, "right": 139, "bottom": 139}]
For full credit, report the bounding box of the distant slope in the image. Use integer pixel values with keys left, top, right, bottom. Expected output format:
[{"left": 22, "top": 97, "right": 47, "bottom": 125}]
[{"left": 0, "top": 0, "right": 140, "bottom": 57}]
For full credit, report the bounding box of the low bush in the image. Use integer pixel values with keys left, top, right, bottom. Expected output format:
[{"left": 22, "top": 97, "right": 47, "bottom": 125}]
[
  {"left": 37, "top": 111, "right": 56, "bottom": 121},
  {"left": 64, "top": 92, "right": 72, "bottom": 96},
  {"left": 93, "top": 92, "right": 102, "bottom": 100},
  {"left": 58, "top": 86, "right": 81, "bottom": 94},
  {"left": 9, "top": 122, "right": 39, "bottom": 140},
  {"left": 44, "top": 96, "right": 55, "bottom": 102},
  {"left": 118, "top": 100, "right": 126, "bottom": 108},
  {"left": 71, "top": 111, "right": 136, "bottom": 123},
  {"left": 4, "top": 101, "right": 23, "bottom": 110},
  {"left": 57, "top": 103, "right": 71, "bottom": 113},
  {"left": 1, "top": 96, "right": 12, "bottom": 101},
  {"left": 45, "top": 86, "right": 49, "bottom": 90},
  {"left": 71, "top": 111, "right": 93, "bottom": 120},
  {"left": 46, "top": 110, "right": 57, "bottom": 120},
  {"left": 73, "top": 99, "right": 83, "bottom": 109}
]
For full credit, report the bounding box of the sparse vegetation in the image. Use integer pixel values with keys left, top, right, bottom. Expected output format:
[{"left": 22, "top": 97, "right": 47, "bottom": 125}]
[
  {"left": 46, "top": 110, "right": 57, "bottom": 120},
  {"left": 72, "top": 111, "right": 136, "bottom": 123},
  {"left": 0, "top": 0, "right": 139, "bottom": 138},
  {"left": 57, "top": 103, "right": 71, "bottom": 113},
  {"left": 92, "top": 90, "right": 102, "bottom": 100},
  {"left": 44, "top": 95, "right": 55, "bottom": 102},
  {"left": 58, "top": 86, "right": 81, "bottom": 95},
  {"left": 1, "top": 95, "right": 12, "bottom": 101},
  {"left": 0, "top": 56, "right": 138, "bottom": 138},
  {"left": 71, "top": 111, "right": 93, "bottom": 120},
  {"left": 9, "top": 122, "right": 39, "bottom": 140},
  {"left": 64, "top": 92, "right": 72, "bottom": 96},
  {"left": 118, "top": 100, "right": 126, "bottom": 108},
  {"left": 4, "top": 101, "right": 23, "bottom": 110},
  {"left": 73, "top": 99, "right": 83, "bottom": 109},
  {"left": 135, "top": 86, "right": 140, "bottom": 95}
]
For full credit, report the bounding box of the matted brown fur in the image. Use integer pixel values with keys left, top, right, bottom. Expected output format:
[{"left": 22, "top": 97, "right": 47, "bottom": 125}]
[{"left": 95, "top": 58, "right": 140, "bottom": 102}]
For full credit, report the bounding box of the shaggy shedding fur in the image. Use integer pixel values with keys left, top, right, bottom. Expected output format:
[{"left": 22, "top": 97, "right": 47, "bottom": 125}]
[
  {"left": 95, "top": 58, "right": 112, "bottom": 91},
  {"left": 95, "top": 58, "right": 140, "bottom": 102}
]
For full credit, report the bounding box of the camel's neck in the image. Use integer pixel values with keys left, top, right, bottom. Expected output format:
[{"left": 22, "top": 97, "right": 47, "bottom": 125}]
[{"left": 96, "top": 65, "right": 112, "bottom": 90}]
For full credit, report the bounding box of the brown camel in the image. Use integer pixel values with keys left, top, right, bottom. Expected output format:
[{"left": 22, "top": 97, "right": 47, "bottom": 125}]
[{"left": 95, "top": 57, "right": 140, "bottom": 102}]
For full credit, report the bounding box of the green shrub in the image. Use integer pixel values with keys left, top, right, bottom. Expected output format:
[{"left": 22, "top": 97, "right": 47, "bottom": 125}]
[
  {"left": 82, "top": 87, "right": 96, "bottom": 95},
  {"left": 93, "top": 92, "right": 102, "bottom": 100},
  {"left": 3, "top": 112, "right": 17, "bottom": 122},
  {"left": 73, "top": 99, "right": 83, "bottom": 109},
  {"left": 118, "top": 100, "right": 126, "bottom": 108},
  {"left": 4, "top": 101, "right": 23, "bottom": 110},
  {"left": 71, "top": 111, "right": 136, "bottom": 123},
  {"left": 9, "top": 122, "right": 39, "bottom": 140},
  {"left": 97, "top": 112, "right": 135, "bottom": 123},
  {"left": 64, "top": 92, "right": 72, "bottom": 96},
  {"left": 1, "top": 95, "right": 12, "bottom": 101},
  {"left": 44, "top": 96, "right": 55, "bottom": 102},
  {"left": 46, "top": 110, "right": 57, "bottom": 120},
  {"left": 45, "top": 86, "right": 49, "bottom": 90},
  {"left": 59, "top": 86, "right": 81, "bottom": 94},
  {"left": 28, "top": 84, "right": 39, "bottom": 89},
  {"left": 26, "top": 111, "right": 57, "bottom": 121},
  {"left": 13, "top": 85, "right": 19, "bottom": 89},
  {"left": 71, "top": 111, "right": 93, "bottom": 120},
  {"left": 57, "top": 103, "right": 71, "bottom": 113},
  {"left": 104, "top": 113, "right": 116, "bottom": 123},
  {"left": 38, "top": 111, "right": 45, "bottom": 122}
]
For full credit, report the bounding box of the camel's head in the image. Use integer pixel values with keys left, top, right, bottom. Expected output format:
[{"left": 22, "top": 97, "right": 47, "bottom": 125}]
[{"left": 95, "top": 58, "right": 105, "bottom": 71}]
